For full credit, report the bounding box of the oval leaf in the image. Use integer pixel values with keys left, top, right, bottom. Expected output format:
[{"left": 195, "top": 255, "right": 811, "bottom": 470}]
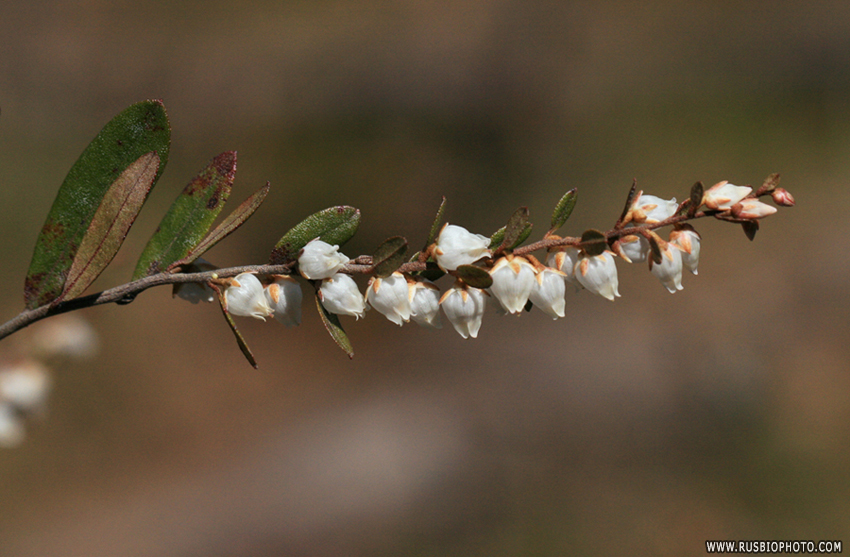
[
  {"left": 456, "top": 264, "right": 493, "bottom": 289},
  {"left": 132, "top": 151, "right": 236, "bottom": 279},
  {"left": 688, "top": 181, "right": 704, "bottom": 218},
  {"left": 269, "top": 206, "right": 360, "bottom": 264},
  {"left": 580, "top": 229, "right": 608, "bottom": 256},
  {"left": 371, "top": 236, "right": 408, "bottom": 277},
  {"left": 550, "top": 188, "right": 577, "bottom": 232},
  {"left": 58, "top": 152, "right": 160, "bottom": 302},
  {"left": 24, "top": 100, "right": 170, "bottom": 308},
  {"left": 316, "top": 294, "right": 354, "bottom": 359}
]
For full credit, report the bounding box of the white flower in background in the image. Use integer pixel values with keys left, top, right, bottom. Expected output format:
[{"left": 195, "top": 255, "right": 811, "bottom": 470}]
[
  {"left": 319, "top": 273, "right": 367, "bottom": 319},
  {"left": 546, "top": 246, "right": 581, "bottom": 290},
  {"left": 631, "top": 194, "right": 678, "bottom": 224},
  {"left": 575, "top": 251, "right": 621, "bottom": 301},
  {"left": 670, "top": 227, "right": 701, "bottom": 275},
  {"left": 731, "top": 198, "right": 778, "bottom": 220},
  {"left": 440, "top": 282, "right": 488, "bottom": 339},
  {"left": 529, "top": 267, "right": 567, "bottom": 319},
  {"left": 265, "top": 275, "right": 303, "bottom": 327},
  {"left": 433, "top": 224, "right": 491, "bottom": 271},
  {"left": 224, "top": 273, "right": 273, "bottom": 320},
  {"left": 650, "top": 243, "right": 685, "bottom": 293},
  {"left": 0, "top": 360, "right": 51, "bottom": 412},
  {"left": 29, "top": 314, "right": 99, "bottom": 359},
  {"left": 702, "top": 181, "right": 752, "bottom": 210},
  {"left": 408, "top": 279, "right": 442, "bottom": 329},
  {"left": 0, "top": 404, "right": 24, "bottom": 448},
  {"left": 365, "top": 272, "right": 411, "bottom": 326},
  {"left": 173, "top": 258, "right": 217, "bottom": 304},
  {"left": 298, "top": 239, "right": 350, "bottom": 280},
  {"left": 488, "top": 255, "right": 537, "bottom": 314},
  {"left": 618, "top": 234, "right": 650, "bottom": 264}
]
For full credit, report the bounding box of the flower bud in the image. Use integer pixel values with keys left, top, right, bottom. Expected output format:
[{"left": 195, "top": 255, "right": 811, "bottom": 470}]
[
  {"left": 225, "top": 273, "right": 273, "bottom": 320},
  {"left": 488, "top": 255, "right": 537, "bottom": 315},
  {"left": 433, "top": 224, "right": 491, "bottom": 271},
  {"left": 366, "top": 272, "right": 411, "bottom": 326},
  {"left": 528, "top": 267, "right": 567, "bottom": 319},
  {"left": 319, "top": 273, "right": 367, "bottom": 319},
  {"left": 440, "top": 282, "right": 488, "bottom": 339},
  {"left": 771, "top": 187, "right": 795, "bottom": 207},
  {"left": 669, "top": 226, "right": 701, "bottom": 275},
  {"left": 546, "top": 246, "right": 580, "bottom": 290},
  {"left": 650, "top": 243, "right": 685, "bottom": 293},
  {"left": 298, "top": 239, "right": 350, "bottom": 280},
  {"left": 617, "top": 234, "right": 649, "bottom": 264},
  {"left": 731, "top": 198, "right": 778, "bottom": 219},
  {"left": 409, "top": 279, "right": 442, "bottom": 329},
  {"left": 631, "top": 194, "right": 678, "bottom": 224},
  {"left": 702, "top": 181, "right": 752, "bottom": 210},
  {"left": 575, "top": 251, "right": 620, "bottom": 301},
  {"left": 265, "top": 275, "right": 303, "bottom": 327}
]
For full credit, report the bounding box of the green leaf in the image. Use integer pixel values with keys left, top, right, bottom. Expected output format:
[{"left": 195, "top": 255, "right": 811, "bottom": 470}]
[
  {"left": 269, "top": 206, "right": 360, "bottom": 264},
  {"left": 761, "top": 173, "right": 780, "bottom": 193},
  {"left": 215, "top": 287, "right": 258, "bottom": 369},
  {"left": 58, "top": 152, "right": 160, "bottom": 302},
  {"left": 580, "top": 229, "right": 608, "bottom": 256},
  {"left": 688, "top": 181, "right": 704, "bottom": 218},
  {"left": 550, "top": 188, "right": 577, "bottom": 232},
  {"left": 499, "top": 207, "right": 530, "bottom": 252},
  {"left": 316, "top": 294, "right": 354, "bottom": 359},
  {"left": 371, "top": 236, "right": 408, "bottom": 277},
  {"left": 132, "top": 151, "right": 236, "bottom": 279},
  {"left": 456, "top": 264, "right": 493, "bottom": 289},
  {"left": 426, "top": 196, "right": 447, "bottom": 247},
  {"left": 24, "top": 100, "right": 171, "bottom": 308}
]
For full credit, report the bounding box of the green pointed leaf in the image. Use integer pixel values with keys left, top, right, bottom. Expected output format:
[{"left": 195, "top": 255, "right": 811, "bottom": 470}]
[
  {"left": 316, "top": 294, "right": 354, "bottom": 359},
  {"left": 688, "top": 181, "right": 704, "bottom": 218},
  {"left": 57, "top": 152, "right": 160, "bottom": 302},
  {"left": 499, "top": 207, "right": 530, "bottom": 252},
  {"left": 617, "top": 179, "right": 639, "bottom": 225},
  {"left": 742, "top": 220, "right": 759, "bottom": 241},
  {"left": 550, "top": 188, "right": 577, "bottom": 232},
  {"left": 133, "top": 151, "right": 236, "bottom": 279},
  {"left": 24, "top": 100, "right": 170, "bottom": 308},
  {"left": 269, "top": 206, "right": 360, "bottom": 264},
  {"left": 580, "top": 229, "right": 608, "bottom": 256},
  {"left": 215, "top": 286, "right": 258, "bottom": 369},
  {"left": 371, "top": 236, "right": 408, "bottom": 277},
  {"left": 426, "top": 196, "right": 447, "bottom": 247},
  {"left": 456, "top": 264, "right": 493, "bottom": 289},
  {"left": 489, "top": 222, "right": 533, "bottom": 251}
]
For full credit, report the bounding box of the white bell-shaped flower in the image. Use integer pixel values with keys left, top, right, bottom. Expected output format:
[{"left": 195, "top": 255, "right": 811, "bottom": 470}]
[
  {"left": 575, "top": 251, "right": 621, "bottom": 301},
  {"left": 408, "top": 279, "right": 442, "bottom": 329},
  {"left": 440, "top": 282, "right": 488, "bottom": 339},
  {"left": 702, "top": 181, "right": 752, "bottom": 210},
  {"left": 365, "top": 272, "right": 411, "bottom": 326},
  {"left": 650, "top": 243, "right": 685, "bottom": 293},
  {"left": 618, "top": 234, "right": 650, "bottom": 264},
  {"left": 669, "top": 227, "right": 701, "bottom": 275},
  {"left": 265, "top": 275, "right": 303, "bottom": 327},
  {"left": 225, "top": 273, "right": 273, "bottom": 320},
  {"left": 546, "top": 246, "right": 581, "bottom": 290},
  {"left": 529, "top": 267, "right": 567, "bottom": 319},
  {"left": 632, "top": 194, "right": 678, "bottom": 224},
  {"left": 319, "top": 273, "right": 367, "bottom": 319},
  {"left": 731, "top": 198, "right": 778, "bottom": 219},
  {"left": 433, "top": 224, "right": 491, "bottom": 271},
  {"left": 0, "top": 360, "right": 51, "bottom": 412},
  {"left": 298, "top": 239, "right": 350, "bottom": 280},
  {"left": 173, "top": 259, "right": 217, "bottom": 304},
  {"left": 488, "top": 255, "right": 537, "bottom": 315}
]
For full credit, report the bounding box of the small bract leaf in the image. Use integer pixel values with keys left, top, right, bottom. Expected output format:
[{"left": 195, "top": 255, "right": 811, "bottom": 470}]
[
  {"left": 24, "top": 100, "right": 170, "bottom": 308},
  {"left": 215, "top": 287, "right": 258, "bottom": 369},
  {"left": 456, "top": 265, "right": 493, "bottom": 289},
  {"left": 742, "top": 220, "right": 759, "bottom": 241},
  {"left": 617, "top": 179, "right": 638, "bottom": 225},
  {"left": 580, "top": 229, "right": 608, "bottom": 256},
  {"left": 761, "top": 173, "right": 780, "bottom": 193},
  {"left": 371, "top": 236, "right": 408, "bottom": 277},
  {"left": 688, "top": 181, "right": 704, "bottom": 218},
  {"left": 270, "top": 206, "right": 360, "bottom": 265},
  {"left": 315, "top": 293, "right": 354, "bottom": 359},
  {"left": 648, "top": 235, "right": 663, "bottom": 265},
  {"left": 550, "top": 188, "right": 577, "bottom": 232},
  {"left": 132, "top": 151, "right": 236, "bottom": 279},
  {"left": 426, "top": 196, "right": 447, "bottom": 247},
  {"left": 58, "top": 152, "right": 160, "bottom": 302}
]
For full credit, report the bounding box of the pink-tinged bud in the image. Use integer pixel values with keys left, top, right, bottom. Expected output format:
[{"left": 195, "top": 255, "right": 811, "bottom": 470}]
[
  {"left": 440, "top": 282, "right": 488, "bottom": 339},
  {"left": 731, "top": 198, "right": 778, "bottom": 219},
  {"left": 529, "top": 267, "right": 567, "bottom": 319},
  {"left": 575, "top": 251, "right": 620, "bottom": 301},
  {"left": 433, "top": 224, "right": 491, "bottom": 271},
  {"left": 265, "top": 275, "right": 303, "bottom": 327},
  {"left": 366, "top": 272, "right": 411, "bottom": 326},
  {"left": 771, "top": 188, "right": 795, "bottom": 207},
  {"left": 409, "top": 279, "right": 442, "bottom": 329},
  {"left": 702, "top": 181, "right": 752, "bottom": 210},
  {"left": 546, "top": 246, "right": 580, "bottom": 290},
  {"left": 631, "top": 194, "right": 678, "bottom": 224},
  {"left": 488, "top": 255, "right": 537, "bottom": 315},
  {"left": 669, "top": 227, "right": 701, "bottom": 275},
  {"left": 319, "top": 274, "right": 367, "bottom": 319},
  {"left": 650, "top": 243, "right": 685, "bottom": 293},
  {"left": 298, "top": 239, "right": 350, "bottom": 280},
  {"left": 225, "top": 273, "right": 274, "bottom": 320}
]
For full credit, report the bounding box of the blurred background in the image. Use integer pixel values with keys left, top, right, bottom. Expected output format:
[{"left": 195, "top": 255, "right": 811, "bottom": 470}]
[{"left": 1, "top": 1, "right": 848, "bottom": 555}]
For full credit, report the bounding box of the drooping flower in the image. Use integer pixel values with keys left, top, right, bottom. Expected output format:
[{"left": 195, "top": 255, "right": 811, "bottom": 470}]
[
  {"left": 575, "top": 251, "right": 621, "bottom": 301},
  {"left": 488, "top": 255, "right": 537, "bottom": 315},
  {"left": 408, "top": 279, "right": 442, "bottom": 329},
  {"left": 265, "top": 275, "right": 303, "bottom": 327},
  {"left": 173, "top": 259, "right": 217, "bottom": 304},
  {"left": 617, "top": 234, "right": 650, "bottom": 264},
  {"left": 298, "top": 239, "right": 350, "bottom": 280},
  {"left": 225, "top": 273, "right": 273, "bottom": 320},
  {"left": 702, "top": 181, "right": 752, "bottom": 210},
  {"left": 440, "top": 282, "right": 488, "bottom": 339},
  {"left": 433, "top": 224, "right": 491, "bottom": 271},
  {"left": 546, "top": 246, "right": 581, "bottom": 290},
  {"left": 528, "top": 267, "right": 567, "bottom": 319},
  {"left": 669, "top": 226, "right": 701, "bottom": 275},
  {"left": 319, "top": 273, "right": 367, "bottom": 319},
  {"left": 365, "top": 272, "right": 411, "bottom": 326},
  {"left": 631, "top": 194, "right": 678, "bottom": 224},
  {"left": 731, "top": 198, "right": 778, "bottom": 219},
  {"left": 650, "top": 243, "right": 685, "bottom": 293}
]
